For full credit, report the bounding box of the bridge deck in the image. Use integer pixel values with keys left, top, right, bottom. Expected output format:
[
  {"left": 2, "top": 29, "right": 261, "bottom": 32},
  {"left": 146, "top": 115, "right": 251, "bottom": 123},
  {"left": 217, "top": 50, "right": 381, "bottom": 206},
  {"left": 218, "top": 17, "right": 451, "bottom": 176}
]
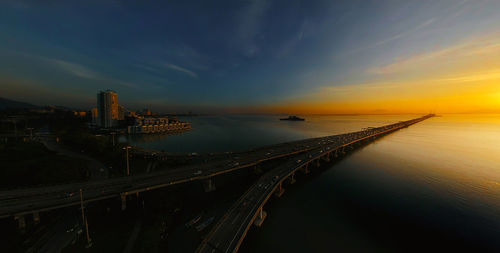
[
  {"left": 0, "top": 115, "right": 433, "bottom": 219},
  {"left": 196, "top": 115, "right": 433, "bottom": 253}
]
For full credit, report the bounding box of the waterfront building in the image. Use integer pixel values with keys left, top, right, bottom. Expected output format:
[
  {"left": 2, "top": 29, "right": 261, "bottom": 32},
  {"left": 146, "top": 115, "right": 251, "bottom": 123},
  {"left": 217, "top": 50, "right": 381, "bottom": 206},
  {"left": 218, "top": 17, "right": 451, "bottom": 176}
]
[
  {"left": 97, "top": 90, "right": 119, "bottom": 128},
  {"left": 118, "top": 105, "right": 125, "bottom": 120},
  {"left": 127, "top": 116, "right": 191, "bottom": 134}
]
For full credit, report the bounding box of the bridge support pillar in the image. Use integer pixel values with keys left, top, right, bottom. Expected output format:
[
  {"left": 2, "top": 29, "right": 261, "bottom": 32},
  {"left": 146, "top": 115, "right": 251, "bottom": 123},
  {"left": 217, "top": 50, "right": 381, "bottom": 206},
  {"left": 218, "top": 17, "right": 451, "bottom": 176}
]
[
  {"left": 15, "top": 215, "right": 26, "bottom": 232},
  {"left": 203, "top": 178, "right": 216, "bottom": 192},
  {"left": 301, "top": 164, "right": 310, "bottom": 174},
  {"left": 274, "top": 183, "right": 285, "bottom": 197},
  {"left": 288, "top": 173, "right": 296, "bottom": 184},
  {"left": 33, "top": 211, "right": 40, "bottom": 224},
  {"left": 121, "top": 194, "right": 127, "bottom": 211},
  {"left": 254, "top": 207, "right": 267, "bottom": 227},
  {"left": 322, "top": 155, "right": 330, "bottom": 162}
]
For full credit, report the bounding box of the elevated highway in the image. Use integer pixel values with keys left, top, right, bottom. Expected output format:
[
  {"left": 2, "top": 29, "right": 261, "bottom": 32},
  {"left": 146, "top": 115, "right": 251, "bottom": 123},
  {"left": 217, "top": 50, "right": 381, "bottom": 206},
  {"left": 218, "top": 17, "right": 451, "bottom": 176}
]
[
  {"left": 196, "top": 114, "right": 433, "bottom": 253},
  {"left": 0, "top": 115, "right": 433, "bottom": 225}
]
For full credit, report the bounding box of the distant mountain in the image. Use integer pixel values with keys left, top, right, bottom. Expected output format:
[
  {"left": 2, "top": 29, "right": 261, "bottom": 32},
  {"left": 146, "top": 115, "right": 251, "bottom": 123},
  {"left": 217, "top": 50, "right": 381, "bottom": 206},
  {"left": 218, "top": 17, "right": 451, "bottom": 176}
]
[{"left": 0, "top": 97, "right": 39, "bottom": 109}]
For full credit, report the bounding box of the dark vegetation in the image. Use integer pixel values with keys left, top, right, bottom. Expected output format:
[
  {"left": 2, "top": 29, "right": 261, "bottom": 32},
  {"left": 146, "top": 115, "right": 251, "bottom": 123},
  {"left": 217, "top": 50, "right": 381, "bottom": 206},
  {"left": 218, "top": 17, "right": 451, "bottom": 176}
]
[
  {"left": 0, "top": 107, "right": 131, "bottom": 190},
  {"left": 48, "top": 111, "right": 129, "bottom": 177},
  {"left": 0, "top": 141, "right": 89, "bottom": 189}
]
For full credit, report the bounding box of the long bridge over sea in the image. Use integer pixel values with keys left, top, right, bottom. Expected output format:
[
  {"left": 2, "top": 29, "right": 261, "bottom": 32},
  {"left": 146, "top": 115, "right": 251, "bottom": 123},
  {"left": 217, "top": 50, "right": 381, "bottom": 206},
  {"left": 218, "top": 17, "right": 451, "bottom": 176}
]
[
  {"left": 0, "top": 115, "right": 433, "bottom": 240},
  {"left": 196, "top": 114, "right": 434, "bottom": 253}
]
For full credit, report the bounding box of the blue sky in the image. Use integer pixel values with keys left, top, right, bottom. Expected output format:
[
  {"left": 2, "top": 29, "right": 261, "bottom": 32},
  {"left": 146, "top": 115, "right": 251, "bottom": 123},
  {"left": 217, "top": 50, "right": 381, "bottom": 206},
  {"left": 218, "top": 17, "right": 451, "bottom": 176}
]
[{"left": 1, "top": 0, "right": 500, "bottom": 113}]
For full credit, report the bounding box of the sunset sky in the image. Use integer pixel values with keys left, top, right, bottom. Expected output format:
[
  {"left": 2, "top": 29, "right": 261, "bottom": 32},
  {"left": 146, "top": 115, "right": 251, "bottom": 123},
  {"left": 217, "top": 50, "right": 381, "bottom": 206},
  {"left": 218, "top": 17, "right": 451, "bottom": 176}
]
[{"left": 1, "top": 0, "right": 499, "bottom": 114}]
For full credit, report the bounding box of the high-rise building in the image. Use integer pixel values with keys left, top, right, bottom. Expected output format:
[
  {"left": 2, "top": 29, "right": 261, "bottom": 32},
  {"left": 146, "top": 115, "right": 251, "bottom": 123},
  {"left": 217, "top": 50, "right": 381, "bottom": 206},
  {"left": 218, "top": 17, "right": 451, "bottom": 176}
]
[
  {"left": 118, "top": 105, "right": 125, "bottom": 120},
  {"left": 91, "top": 108, "right": 99, "bottom": 125},
  {"left": 97, "top": 90, "right": 119, "bottom": 128}
]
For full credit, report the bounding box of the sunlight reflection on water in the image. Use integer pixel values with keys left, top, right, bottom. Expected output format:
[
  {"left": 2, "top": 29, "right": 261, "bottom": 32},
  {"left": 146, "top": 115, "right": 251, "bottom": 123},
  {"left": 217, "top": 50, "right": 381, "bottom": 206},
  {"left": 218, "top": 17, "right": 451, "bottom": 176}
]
[{"left": 128, "top": 114, "right": 500, "bottom": 251}]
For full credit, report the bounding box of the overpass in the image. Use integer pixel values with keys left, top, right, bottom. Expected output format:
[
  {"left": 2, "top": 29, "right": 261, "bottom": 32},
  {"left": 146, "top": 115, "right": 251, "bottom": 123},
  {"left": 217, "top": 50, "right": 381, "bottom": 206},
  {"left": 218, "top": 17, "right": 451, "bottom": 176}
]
[
  {"left": 196, "top": 114, "right": 433, "bottom": 253},
  {"left": 0, "top": 115, "right": 433, "bottom": 230}
]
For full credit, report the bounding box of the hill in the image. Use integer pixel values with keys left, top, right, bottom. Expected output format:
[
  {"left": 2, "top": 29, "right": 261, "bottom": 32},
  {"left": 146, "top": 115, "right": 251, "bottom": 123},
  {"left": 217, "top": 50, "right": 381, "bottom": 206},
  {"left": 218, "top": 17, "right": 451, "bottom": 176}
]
[{"left": 0, "top": 97, "right": 39, "bottom": 110}]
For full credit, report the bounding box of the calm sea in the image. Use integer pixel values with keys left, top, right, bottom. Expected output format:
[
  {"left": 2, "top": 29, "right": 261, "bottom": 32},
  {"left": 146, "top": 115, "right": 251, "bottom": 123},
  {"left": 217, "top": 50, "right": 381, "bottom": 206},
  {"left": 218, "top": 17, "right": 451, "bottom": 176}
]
[{"left": 127, "top": 114, "right": 500, "bottom": 251}]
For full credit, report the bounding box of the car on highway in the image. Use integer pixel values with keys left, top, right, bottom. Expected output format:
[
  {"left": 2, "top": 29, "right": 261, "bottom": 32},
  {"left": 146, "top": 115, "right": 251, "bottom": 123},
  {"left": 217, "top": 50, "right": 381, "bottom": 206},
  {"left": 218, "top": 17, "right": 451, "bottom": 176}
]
[
  {"left": 66, "top": 224, "right": 79, "bottom": 233},
  {"left": 296, "top": 159, "right": 302, "bottom": 164},
  {"left": 194, "top": 170, "right": 202, "bottom": 175}
]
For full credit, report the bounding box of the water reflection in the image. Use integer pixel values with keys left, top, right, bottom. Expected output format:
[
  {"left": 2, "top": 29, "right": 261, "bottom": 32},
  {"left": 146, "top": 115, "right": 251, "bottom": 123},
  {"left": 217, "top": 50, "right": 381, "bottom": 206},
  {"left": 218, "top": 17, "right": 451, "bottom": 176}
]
[
  {"left": 241, "top": 114, "right": 500, "bottom": 252},
  {"left": 126, "top": 114, "right": 500, "bottom": 251},
  {"left": 126, "top": 114, "right": 418, "bottom": 153}
]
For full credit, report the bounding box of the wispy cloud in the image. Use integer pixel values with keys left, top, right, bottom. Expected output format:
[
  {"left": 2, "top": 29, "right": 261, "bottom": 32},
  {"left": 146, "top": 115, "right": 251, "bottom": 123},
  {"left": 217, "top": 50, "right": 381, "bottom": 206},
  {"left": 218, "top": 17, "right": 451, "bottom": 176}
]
[
  {"left": 49, "top": 59, "right": 100, "bottom": 79},
  {"left": 165, "top": 63, "right": 198, "bottom": 78},
  {"left": 350, "top": 18, "right": 437, "bottom": 54},
  {"left": 43, "top": 56, "right": 141, "bottom": 88},
  {"left": 307, "top": 68, "right": 500, "bottom": 106},
  {"left": 368, "top": 33, "right": 500, "bottom": 75},
  {"left": 375, "top": 18, "right": 435, "bottom": 47},
  {"left": 235, "top": 0, "right": 271, "bottom": 57},
  {"left": 275, "top": 19, "right": 309, "bottom": 59},
  {"left": 349, "top": 18, "right": 436, "bottom": 56}
]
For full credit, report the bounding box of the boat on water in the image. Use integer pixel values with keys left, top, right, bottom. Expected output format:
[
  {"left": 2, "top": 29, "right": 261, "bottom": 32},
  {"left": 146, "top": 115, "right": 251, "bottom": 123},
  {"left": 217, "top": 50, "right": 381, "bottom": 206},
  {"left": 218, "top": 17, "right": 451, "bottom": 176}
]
[
  {"left": 196, "top": 217, "right": 215, "bottom": 232},
  {"left": 280, "top": 115, "right": 305, "bottom": 121}
]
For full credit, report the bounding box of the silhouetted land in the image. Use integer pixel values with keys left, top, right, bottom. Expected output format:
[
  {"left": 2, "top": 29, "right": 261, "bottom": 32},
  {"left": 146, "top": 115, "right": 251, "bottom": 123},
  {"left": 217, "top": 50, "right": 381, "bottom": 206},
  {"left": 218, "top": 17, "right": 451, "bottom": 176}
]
[{"left": 0, "top": 141, "right": 89, "bottom": 189}]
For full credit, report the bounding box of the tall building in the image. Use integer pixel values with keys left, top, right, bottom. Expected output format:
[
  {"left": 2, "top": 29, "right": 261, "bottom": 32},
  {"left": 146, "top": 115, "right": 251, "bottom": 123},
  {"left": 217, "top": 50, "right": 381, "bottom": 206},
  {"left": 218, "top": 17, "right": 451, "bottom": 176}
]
[
  {"left": 118, "top": 105, "right": 125, "bottom": 120},
  {"left": 91, "top": 107, "right": 99, "bottom": 125},
  {"left": 97, "top": 90, "right": 119, "bottom": 128}
]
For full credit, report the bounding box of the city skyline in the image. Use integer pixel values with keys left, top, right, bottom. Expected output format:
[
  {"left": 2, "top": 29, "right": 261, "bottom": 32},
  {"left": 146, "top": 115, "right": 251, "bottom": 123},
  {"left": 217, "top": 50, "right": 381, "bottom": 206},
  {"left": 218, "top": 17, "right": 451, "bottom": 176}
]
[{"left": 1, "top": 1, "right": 500, "bottom": 114}]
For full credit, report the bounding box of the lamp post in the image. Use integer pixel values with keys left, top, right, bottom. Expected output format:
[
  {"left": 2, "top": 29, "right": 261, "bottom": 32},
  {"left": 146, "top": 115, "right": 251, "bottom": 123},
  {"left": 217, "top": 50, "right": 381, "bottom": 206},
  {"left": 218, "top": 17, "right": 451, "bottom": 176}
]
[
  {"left": 80, "top": 189, "right": 92, "bottom": 248},
  {"left": 123, "top": 146, "right": 131, "bottom": 176}
]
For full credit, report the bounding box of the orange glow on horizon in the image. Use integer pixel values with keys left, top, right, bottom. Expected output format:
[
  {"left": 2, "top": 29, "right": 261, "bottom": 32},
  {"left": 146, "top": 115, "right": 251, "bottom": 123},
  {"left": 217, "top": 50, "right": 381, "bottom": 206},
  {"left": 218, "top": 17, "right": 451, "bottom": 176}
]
[{"left": 256, "top": 34, "right": 500, "bottom": 115}]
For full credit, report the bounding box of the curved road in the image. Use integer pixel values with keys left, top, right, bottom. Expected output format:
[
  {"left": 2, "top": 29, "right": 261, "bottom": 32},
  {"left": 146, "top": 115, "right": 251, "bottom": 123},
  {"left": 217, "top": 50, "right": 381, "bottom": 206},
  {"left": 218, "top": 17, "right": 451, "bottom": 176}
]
[
  {"left": 0, "top": 115, "right": 433, "bottom": 221},
  {"left": 196, "top": 115, "right": 433, "bottom": 253}
]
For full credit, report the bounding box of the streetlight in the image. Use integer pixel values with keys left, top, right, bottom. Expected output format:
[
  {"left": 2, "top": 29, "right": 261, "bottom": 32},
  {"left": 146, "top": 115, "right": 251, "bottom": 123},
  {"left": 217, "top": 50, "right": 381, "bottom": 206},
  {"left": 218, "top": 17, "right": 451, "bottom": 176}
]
[
  {"left": 79, "top": 189, "right": 92, "bottom": 248},
  {"left": 123, "top": 146, "right": 132, "bottom": 176}
]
